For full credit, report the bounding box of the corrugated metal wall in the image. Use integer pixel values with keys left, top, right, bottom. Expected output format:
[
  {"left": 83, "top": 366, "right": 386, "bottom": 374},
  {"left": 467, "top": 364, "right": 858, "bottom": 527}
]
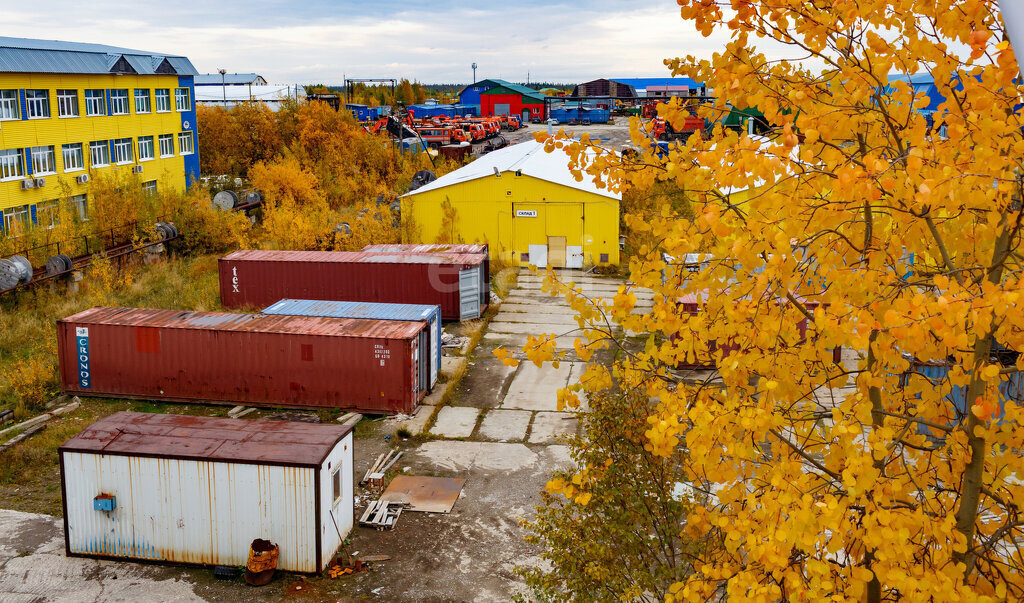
[
  {"left": 318, "top": 434, "right": 353, "bottom": 566},
  {"left": 62, "top": 452, "right": 324, "bottom": 572},
  {"left": 219, "top": 250, "right": 485, "bottom": 321},
  {"left": 261, "top": 299, "right": 442, "bottom": 387},
  {"left": 58, "top": 308, "right": 425, "bottom": 414}
]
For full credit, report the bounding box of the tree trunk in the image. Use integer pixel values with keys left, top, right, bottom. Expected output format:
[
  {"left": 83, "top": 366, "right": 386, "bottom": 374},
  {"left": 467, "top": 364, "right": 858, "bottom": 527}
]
[{"left": 952, "top": 225, "right": 1011, "bottom": 577}]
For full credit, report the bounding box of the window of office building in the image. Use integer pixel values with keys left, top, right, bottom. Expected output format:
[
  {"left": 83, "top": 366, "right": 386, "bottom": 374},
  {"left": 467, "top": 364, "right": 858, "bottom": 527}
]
[
  {"left": 38, "top": 201, "right": 59, "bottom": 228},
  {"left": 0, "top": 148, "right": 25, "bottom": 180},
  {"left": 30, "top": 146, "right": 56, "bottom": 175},
  {"left": 134, "top": 89, "right": 151, "bottom": 113},
  {"left": 62, "top": 143, "right": 84, "bottom": 172},
  {"left": 138, "top": 136, "right": 154, "bottom": 161},
  {"left": 178, "top": 131, "right": 194, "bottom": 155},
  {"left": 110, "top": 89, "right": 130, "bottom": 115},
  {"left": 158, "top": 134, "right": 174, "bottom": 157},
  {"left": 112, "top": 138, "right": 133, "bottom": 164},
  {"left": 3, "top": 204, "right": 31, "bottom": 232},
  {"left": 89, "top": 141, "right": 110, "bottom": 167},
  {"left": 57, "top": 90, "right": 79, "bottom": 117},
  {"left": 155, "top": 89, "right": 171, "bottom": 112},
  {"left": 26, "top": 89, "right": 50, "bottom": 118},
  {"left": 175, "top": 87, "right": 191, "bottom": 111},
  {"left": 70, "top": 194, "right": 88, "bottom": 221},
  {"left": 0, "top": 90, "right": 18, "bottom": 120},
  {"left": 85, "top": 89, "right": 105, "bottom": 116}
]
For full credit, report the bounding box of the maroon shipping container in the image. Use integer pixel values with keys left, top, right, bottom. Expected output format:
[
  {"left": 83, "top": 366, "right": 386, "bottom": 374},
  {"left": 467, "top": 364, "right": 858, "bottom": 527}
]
[
  {"left": 58, "top": 306, "right": 428, "bottom": 414},
  {"left": 219, "top": 250, "right": 487, "bottom": 321},
  {"left": 360, "top": 244, "right": 490, "bottom": 308}
]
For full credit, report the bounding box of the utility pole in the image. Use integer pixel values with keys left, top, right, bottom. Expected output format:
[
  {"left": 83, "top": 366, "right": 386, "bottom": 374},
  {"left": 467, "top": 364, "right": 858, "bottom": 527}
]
[
  {"left": 471, "top": 62, "right": 477, "bottom": 83},
  {"left": 218, "top": 68, "right": 227, "bottom": 106}
]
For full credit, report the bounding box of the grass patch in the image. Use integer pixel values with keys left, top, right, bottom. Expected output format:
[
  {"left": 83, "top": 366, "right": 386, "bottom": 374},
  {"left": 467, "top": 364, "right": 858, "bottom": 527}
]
[
  {"left": 0, "top": 396, "right": 232, "bottom": 516},
  {"left": 0, "top": 254, "right": 223, "bottom": 419},
  {"left": 492, "top": 266, "right": 519, "bottom": 299}
]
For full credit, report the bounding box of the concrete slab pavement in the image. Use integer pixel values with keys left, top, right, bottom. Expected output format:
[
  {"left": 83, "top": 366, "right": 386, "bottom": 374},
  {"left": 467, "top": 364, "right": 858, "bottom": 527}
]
[
  {"left": 477, "top": 409, "right": 533, "bottom": 442},
  {"left": 0, "top": 509, "right": 204, "bottom": 602},
  {"left": 430, "top": 406, "right": 481, "bottom": 439},
  {"left": 502, "top": 362, "right": 572, "bottom": 411},
  {"left": 528, "top": 412, "right": 580, "bottom": 444}
]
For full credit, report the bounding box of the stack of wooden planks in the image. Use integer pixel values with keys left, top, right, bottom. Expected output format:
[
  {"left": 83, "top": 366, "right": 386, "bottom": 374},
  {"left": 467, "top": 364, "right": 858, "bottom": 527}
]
[
  {"left": 359, "top": 449, "right": 404, "bottom": 487},
  {"left": 359, "top": 500, "right": 408, "bottom": 530}
]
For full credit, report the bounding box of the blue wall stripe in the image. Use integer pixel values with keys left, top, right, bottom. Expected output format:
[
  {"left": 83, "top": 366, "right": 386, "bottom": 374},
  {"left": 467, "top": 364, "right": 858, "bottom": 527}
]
[
  {"left": 105, "top": 89, "right": 111, "bottom": 116},
  {"left": 178, "top": 75, "right": 200, "bottom": 188},
  {"left": 29, "top": 204, "right": 37, "bottom": 225},
  {"left": 19, "top": 89, "right": 26, "bottom": 120},
  {"left": 24, "top": 147, "right": 32, "bottom": 175}
]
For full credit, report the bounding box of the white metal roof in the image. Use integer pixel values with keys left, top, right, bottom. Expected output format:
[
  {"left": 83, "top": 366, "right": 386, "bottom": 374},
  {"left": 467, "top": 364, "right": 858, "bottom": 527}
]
[
  {"left": 195, "top": 84, "right": 305, "bottom": 103},
  {"left": 403, "top": 140, "right": 620, "bottom": 200}
]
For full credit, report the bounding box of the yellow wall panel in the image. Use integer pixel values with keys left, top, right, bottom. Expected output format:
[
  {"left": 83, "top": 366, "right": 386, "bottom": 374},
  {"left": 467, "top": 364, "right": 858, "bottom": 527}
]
[
  {"left": 0, "top": 73, "right": 191, "bottom": 218},
  {"left": 403, "top": 173, "right": 620, "bottom": 267}
]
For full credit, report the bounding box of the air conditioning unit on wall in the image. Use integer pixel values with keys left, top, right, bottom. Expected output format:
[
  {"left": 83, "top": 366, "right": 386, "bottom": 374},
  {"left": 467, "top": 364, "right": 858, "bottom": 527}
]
[
  {"left": 132, "top": 165, "right": 143, "bottom": 174},
  {"left": 76, "top": 174, "right": 90, "bottom": 184},
  {"left": 20, "top": 179, "right": 35, "bottom": 190},
  {"left": 34, "top": 178, "right": 45, "bottom": 187}
]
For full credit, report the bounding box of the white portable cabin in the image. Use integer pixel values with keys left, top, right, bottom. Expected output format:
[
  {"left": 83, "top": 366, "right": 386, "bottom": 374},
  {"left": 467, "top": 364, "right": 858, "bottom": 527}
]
[{"left": 59, "top": 411, "right": 353, "bottom": 573}]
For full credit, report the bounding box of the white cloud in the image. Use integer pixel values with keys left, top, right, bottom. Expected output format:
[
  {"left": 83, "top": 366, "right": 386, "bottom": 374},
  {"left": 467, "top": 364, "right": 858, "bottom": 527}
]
[{"left": 0, "top": 2, "right": 742, "bottom": 84}]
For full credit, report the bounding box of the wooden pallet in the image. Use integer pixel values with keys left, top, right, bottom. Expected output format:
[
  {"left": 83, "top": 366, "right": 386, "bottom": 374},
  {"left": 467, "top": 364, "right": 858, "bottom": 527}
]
[{"left": 358, "top": 500, "right": 407, "bottom": 530}]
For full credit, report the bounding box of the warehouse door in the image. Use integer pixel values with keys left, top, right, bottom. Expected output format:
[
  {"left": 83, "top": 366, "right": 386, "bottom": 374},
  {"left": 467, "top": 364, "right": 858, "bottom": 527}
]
[
  {"left": 459, "top": 268, "right": 481, "bottom": 320},
  {"left": 522, "top": 109, "right": 530, "bottom": 123},
  {"left": 494, "top": 103, "right": 510, "bottom": 116},
  {"left": 546, "top": 203, "right": 584, "bottom": 269},
  {"left": 548, "top": 236, "right": 567, "bottom": 268}
]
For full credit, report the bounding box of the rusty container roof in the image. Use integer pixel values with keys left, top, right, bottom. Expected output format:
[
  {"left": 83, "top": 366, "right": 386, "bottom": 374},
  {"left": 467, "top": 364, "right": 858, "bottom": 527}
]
[
  {"left": 60, "top": 411, "right": 352, "bottom": 467},
  {"left": 221, "top": 249, "right": 485, "bottom": 266},
  {"left": 59, "top": 307, "right": 423, "bottom": 340},
  {"left": 361, "top": 243, "right": 488, "bottom": 255}
]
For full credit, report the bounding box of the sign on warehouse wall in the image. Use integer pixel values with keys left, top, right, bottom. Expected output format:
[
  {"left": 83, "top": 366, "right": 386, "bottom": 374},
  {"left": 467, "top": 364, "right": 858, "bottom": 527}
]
[{"left": 515, "top": 210, "right": 538, "bottom": 218}]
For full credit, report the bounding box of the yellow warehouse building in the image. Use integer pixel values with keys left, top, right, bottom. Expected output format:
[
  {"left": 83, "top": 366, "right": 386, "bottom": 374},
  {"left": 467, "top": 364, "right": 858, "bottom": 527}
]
[
  {"left": 0, "top": 37, "right": 200, "bottom": 232},
  {"left": 402, "top": 140, "right": 620, "bottom": 268}
]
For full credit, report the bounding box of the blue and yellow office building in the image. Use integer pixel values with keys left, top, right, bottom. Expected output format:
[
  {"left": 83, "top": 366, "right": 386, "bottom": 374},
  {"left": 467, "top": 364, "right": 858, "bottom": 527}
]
[{"left": 0, "top": 37, "right": 200, "bottom": 232}]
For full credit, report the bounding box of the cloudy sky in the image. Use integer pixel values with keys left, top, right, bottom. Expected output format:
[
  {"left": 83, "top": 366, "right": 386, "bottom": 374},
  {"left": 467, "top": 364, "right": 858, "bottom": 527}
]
[{"left": 0, "top": 0, "right": 739, "bottom": 84}]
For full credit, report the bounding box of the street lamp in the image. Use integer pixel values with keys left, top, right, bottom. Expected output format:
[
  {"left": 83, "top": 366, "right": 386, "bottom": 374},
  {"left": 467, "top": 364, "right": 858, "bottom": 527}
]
[
  {"left": 471, "top": 62, "right": 477, "bottom": 83},
  {"left": 218, "top": 68, "right": 227, "bottom": 106}
]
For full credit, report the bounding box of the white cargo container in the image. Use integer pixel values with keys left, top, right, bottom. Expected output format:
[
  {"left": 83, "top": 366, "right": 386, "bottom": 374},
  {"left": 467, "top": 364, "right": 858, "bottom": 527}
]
[{"left": 59, "top": 411, "right": 353, "bottom": 573}]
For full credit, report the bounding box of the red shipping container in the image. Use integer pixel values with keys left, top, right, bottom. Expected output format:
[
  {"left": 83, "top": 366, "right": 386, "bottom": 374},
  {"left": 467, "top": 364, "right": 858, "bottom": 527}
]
[
  {"left": 219, "top": 250, "right": 487, "bottom": 321},
  {"left": 360, "top": 244, "right": 490, "bottom": 308},
  {"left": 58, "top": 306, "right": 427, "bottom": 414}
]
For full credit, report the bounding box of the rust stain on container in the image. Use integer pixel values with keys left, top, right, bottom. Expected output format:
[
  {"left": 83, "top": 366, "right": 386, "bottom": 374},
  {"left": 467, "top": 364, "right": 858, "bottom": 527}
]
[
  {"left": 60, "top": 412, "right": 353, "bottom": 573},
  {"left": 218, "top": 249, "right": 488, "bottom": 321},
  {"left": 360, "top": 243, "right": 490, "bottom": 301},
  {"left": 57, "top": 306, "right": 426, "bottom": 414}
]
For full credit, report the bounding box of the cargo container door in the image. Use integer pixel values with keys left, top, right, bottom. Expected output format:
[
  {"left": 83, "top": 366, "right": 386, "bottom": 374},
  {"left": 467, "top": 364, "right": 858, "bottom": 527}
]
[
  {"left": 418, "top": 327, "right": 431, "bottom": 394},
  {"left": 478, "top": 263, "right": 487, "bottom": 308},
  {"left": 459, "top": 268, "right": 481, "bottom": 320},
  {"left": 429, "top": 314, "right": 440, "bottom": 387}
]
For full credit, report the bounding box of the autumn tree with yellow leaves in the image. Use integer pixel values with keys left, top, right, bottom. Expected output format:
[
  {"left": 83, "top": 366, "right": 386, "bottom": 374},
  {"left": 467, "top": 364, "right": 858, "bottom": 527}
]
[{"left": 511, "top": 1, "right": 1024, "bottom": 601}]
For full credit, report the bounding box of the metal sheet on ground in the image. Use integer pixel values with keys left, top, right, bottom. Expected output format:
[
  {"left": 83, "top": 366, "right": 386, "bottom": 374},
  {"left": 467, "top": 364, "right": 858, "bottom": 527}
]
[{"left": 379, "top": 475, "right": 466, "bottom": 513}]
